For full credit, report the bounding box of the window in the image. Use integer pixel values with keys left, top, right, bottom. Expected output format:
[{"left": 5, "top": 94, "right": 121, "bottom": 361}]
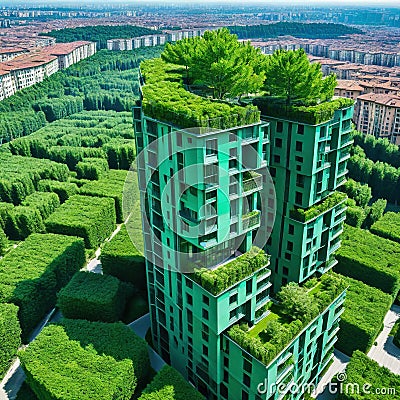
[
  {"left": 269, "top": 167, "right": 276, "bottom": 178},
  {"left": 220, "top": 384, "right": 228, "bottom": 399},
  {"left": 177, "top": 131, "right": 182, "bottom": 147},
  {"left": 203, "top": 294, "right": 210, "bottom": 305},
  {"left": 282, "top": 277, "right": 288, "bottom": 286},
  {"left": 243, "top": 373, "right": 250, "bottom": 387},
  {"left": 243, "top": 359, "right": 252, "bottom": 373},
  {"left": 206, "top": 138, "right": 218, "bottom": 156},
  {"left": 202, "top": 309, "right": 209, "bottom": 319},
  {"left": 296, "top": 174, "right": 305, "bottom": 188},
  {"left": 295, "top": 155, "right": 303, "bottom": 163},
  {"left": 283, "top": 266, "right": 289, "bottom": 276},
  {"left": 296, "top": 141, "right": 303, "bottom": 152},
  {"left": 275, "top": 137, "right": 282, "bottom": 147},
  {"left": 202, "top": 323, "right": 209, "bottom": 333},
  {"left": 224, "top": 356, "right": 229, "bottom": 368},
  {"left": 273, "top": 154, "right": 280, "bottom": 164},
  {"left": 246, "top": 280, "right": 252, "bottom": 295},
  {"left": 284, "top": 252, "right": 291, "bottom": 261},
  {"left": 276, "top": 121, "right": 283, "bottom": 133},
  {"left": 288, "top": 224, "right": 294, "bottom": 235},
  {"left": 229, "top": 293, "right": 238, "bottom": 304},
  {"left": 298, "top": 124, "right": 304, "bottom": 135},
  {"left": 229, "top": 309, "right": 236, "bottom": 319},
  {"left": 295, "top": 191, "right": 303, "bottom": 205},
  {"left": 287, "top": 241, "right": 293, "bottom": 251},
  {"left": 186, "top": 294, "right": 193, "bottom": 305},
  {"left": 242, "top": 391, "right": 249, "bottom": 400}
]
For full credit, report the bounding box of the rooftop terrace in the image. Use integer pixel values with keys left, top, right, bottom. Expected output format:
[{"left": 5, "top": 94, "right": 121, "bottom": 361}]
[{"left": 140, "top": 58, "right": 261, "bottom": 131}]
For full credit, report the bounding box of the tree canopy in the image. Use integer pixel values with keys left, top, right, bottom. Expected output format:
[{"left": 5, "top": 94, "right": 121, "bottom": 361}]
[{"left": 263, "top": 48, "right": 337, "bottom": 106}]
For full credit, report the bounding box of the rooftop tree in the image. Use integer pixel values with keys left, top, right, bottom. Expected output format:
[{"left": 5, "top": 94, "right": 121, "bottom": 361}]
[{"left": 263, "top": 48, "right": 337, "bottom": 107}]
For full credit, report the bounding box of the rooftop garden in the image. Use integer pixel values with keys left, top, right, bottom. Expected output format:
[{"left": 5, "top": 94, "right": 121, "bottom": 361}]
[
  {"left": 190, "top": 247, "right": 269, "bottom": 296},
  {"left": 227, "top": 273, "right": 347, "bottom": 366},
  {"left": 290, "top": 191, "right": 347, "bottom": 223}
]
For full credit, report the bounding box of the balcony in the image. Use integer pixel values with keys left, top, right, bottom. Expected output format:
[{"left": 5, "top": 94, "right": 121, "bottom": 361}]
[
  {"left": 340, "top": 133, "right": 353, "bottom": 148},
  {"left": 242, "top": 210, "right": 261, "bottom": 231},
  {"left": 242, "top": 171, "right": 263, "bottom": 195}
]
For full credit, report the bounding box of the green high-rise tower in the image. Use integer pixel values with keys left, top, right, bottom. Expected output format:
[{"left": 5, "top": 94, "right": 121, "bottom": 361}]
[{"left": 133, "top": 57, "right": 352, "bottom": 400}]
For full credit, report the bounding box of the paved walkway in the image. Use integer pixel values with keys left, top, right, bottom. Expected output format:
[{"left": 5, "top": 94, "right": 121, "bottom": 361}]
[
  {"left": 314, "top": 350, "right": 350, "bottom": 399},
  {"left": 368, "top": 304, "right": 400, "bottom": 374},
  {"left": 129, "top": 313, "right": 166, "bottom": 372}
]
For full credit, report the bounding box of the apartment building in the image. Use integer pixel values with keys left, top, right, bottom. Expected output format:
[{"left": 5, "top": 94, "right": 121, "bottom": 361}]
[
  {"left": 133, "top": 61, "right": 351, "bottom": 400},
  {"left": 0, "top": 48, "right": 28, "bottom": 62},
  {"left": 354, "top": 93, "right": 400, "bottom": 145}
]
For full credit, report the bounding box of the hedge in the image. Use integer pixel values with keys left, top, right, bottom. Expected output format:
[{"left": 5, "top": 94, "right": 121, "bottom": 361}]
[
  {"left": 0, "top": 153, "right": 69, "bottom": 204},
  {"left": 19, "top": 324, "right": 136, "bottom": 400},
  {"left": 0, "top": 233, "right": 85, "bottom": 341},
  {"left": 0, "top": 227, "right": 6, "bottom": 256},
  {"left": 76, "top": 157, "right": 109, "bottom": 180},
  {"left": 57, "top": 272, "right": 133, "bottom": 322},
  {"left": 371, "top": 212, "right": 400, "bottom": 245},
  {"left": 290, "top": 192, "right": 347, "bottom": 222},
  {"left": 33, "top": 96, "right": 84, "bottom": 122},
  {"left": 22, "top": 191, "right": 60, "bottom": 220},
  {"left": 101, "top": 225, "right": 145, "bottom": 288},
  {"left": 79, "top": 170, "right": 129, "bottom": 223},
  {"left": 340, "top": 178, "right": 371, "bottom": 208},
  {"left": 192, "top": 247, "right": 269, "bottom": 295},
  {"left": 46, "top": 146, "right": 105, "bottom": 170},
  {"left": 139, "top": 365, "right": 204, "bottom": 400},
  {"left": 45, "top": 195, "right": 116, "bottom": 248},
  {"left": 345, "top": 205, "right": 366, "bottom": 228},
  {"left": 0, "top": 202, "right": 18, "bottom": 239},
  {"left": 335, "top": 225, "right": 400, "bottom": 299},
  {"left": 0, "top": 303, "right": 21, "bottom": 379},
  {"left": 337, "top": 351, "right": 400, "bottom": 399},
  {"left": 334, "top": 273, "right": 392, "bottom": 356},
  {"left": 103, "top": 139, "right": 136, "bottom": 170},
  {"left": 37, "top": 180, "right": 78, "bottom": 203}
]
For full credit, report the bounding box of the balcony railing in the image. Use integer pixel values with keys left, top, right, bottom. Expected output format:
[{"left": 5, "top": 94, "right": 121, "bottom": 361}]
[
  {"left": 242, "top": 210, "right": 261, "bottom": 231},
  {"left": 242, "top": 171, "right": 263, "bottom": 194}
]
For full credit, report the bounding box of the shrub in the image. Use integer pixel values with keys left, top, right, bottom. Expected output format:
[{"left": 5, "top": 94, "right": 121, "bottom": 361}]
[
  {"left": 337, "top": 351, "right": 400, "bottom": 399},
  {"left": 79, "top": 170, "right": 129, "bottom": 223},
  {"left": 45, "top": 195, "right": 116, "bottom": 248},
  {"left": 335, "top": 225, "right": 400, "bottom": 299},
  {"left": 12, "top": 206, "right": 45, "bottom": 240},
  {"left": 33, "top": 96, "right": 84, "bottom": 122},
  {"left": 37, "top": 180, "right": 78, "bottom": 203},
  {"left": 340, "top": 178, "right": 371, "bottom": 208},
  {"left": 371, "top": 212, "right": 400, "bottom": 245},
  {"left": 0, "top": 227, "right": 7, "bottom": 257},
  {"left": 345, "top": 205, "right": 366, "bottom": 228},
  {"left": 0, "top": 233, "right": 85, "bottom": 341},
  {"left": 192, "top": 247, "right": 269, "bottom": 295},
  {"left": 19, "top": 324, "right": 136, "bottom": 400},
  {"left": 101, "top": 224, "right": 145, "bottom": 288},
  {"left": 364, "top": 198, "right": 387, "bottom": 228},
  {"left": 58, "top": 319, "right": 150, "bottom": 385},
  {"left": 103, "top": 139, "right": 136, "bottom": 170},
  {"left": 22, "top": 191, "right": 60, "bottom": 220},
  {"left": 57, "top": 272, "right": 133, "bottom": 322},
  {"left": 46, "top": 146, "right": 105, "bottom": 170},
  {"left": 0, "top": 202, "right": 18, "bottom": 239},
  {"left": 139, "top": 365, "right": 204, "bottom": 400},
  {"left": 334, "top": 273, "right": 392, "bottom": 356},
  {"left": 76, "top": 157, "right": 109, "bottom": 180},
  {"left": 0, "top": 303, "right": 21, "bottom": 379}
]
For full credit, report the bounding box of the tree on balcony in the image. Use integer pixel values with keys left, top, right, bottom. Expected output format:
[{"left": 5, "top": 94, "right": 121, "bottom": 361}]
[{"left": 263, "top": 48, "right": 337, "bottom": 107}]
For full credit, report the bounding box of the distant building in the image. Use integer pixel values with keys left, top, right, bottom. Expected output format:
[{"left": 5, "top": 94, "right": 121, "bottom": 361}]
[{"left": 354, "top": 93, "right": 400, "bottom": 145}]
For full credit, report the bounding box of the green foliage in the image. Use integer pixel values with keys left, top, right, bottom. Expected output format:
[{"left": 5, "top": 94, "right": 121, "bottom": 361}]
[
  {"left": 229, "top": 22, "right": 362, "bottom": 39},
  {"left": 0, "top": 152, "right": 69, "bottom": 204},
  {"left": 79, "top": 170, "right": 129, "bottom": 223},
  {"left": 0, "top": 303, "right": 21, "bottom": 379},
  {"left": 103, "top": 139, "right": 136, "bottom": 169},
  {"left": 139, "top": 365, "right": 204, "bottom": 400},
  {"left": 371, "top": 212, "right": 400, "bottom": 245},
  {"left": 337, "top": 351, "right": 400, "bottom": 399},
  {"left": 0, "top": 233, "right": 85, "bottom": 341},
  {"left": 19, "top": 324, "right": 137, "bottom": 400},
  {"left": 335, "top": 225, "right": 400, "bottom": 298},
  {"left": 76, "top": 157, "right": 109, "bottom": 180},
  {"left": 57, "top": 272, "right": 133, "bottom": 322},
  {"left": 341, "top": 178, "right": 372, "bottom": 208},
  {"left": 58, "top": 318, "right": 150, "bottom": 386},
  {"left": 37, "top": 180, "right": 78, "bottom": 203},
  {"left": 254, "top": 96, "right": 354, "bottom": 125},
  {"left": 263, "top": 48, "right": 337, "bottom": 106},
  {"left": 192, "top": 247, "right": 269, "bottom": 295},
  {"left": 348, "top": 146, "right": 400, "bottom": 203},
  {"left": 364, "top": 198, "right": 387, "bottom": 228},
  {"left": 12, "top": 206, "right": 45, "bottom": 240},
  {"left": 101, "top": 225, "right": 145, "bottom": 288},
  {"left": 43, "top": 25, "right": 158, "bottom": 49},
  {"left": 141, "top": 58, "right": 260, "bottom": 129},
  {"left": 15, "top": 382, "right": 38, "bottom": 400},
  {"left": 0, "top": 227, "right": 7, "bottom": 257},
  {"left": 45, "top": 195, "right": 116, "bottom": 248},
  {"left": 345, "top": 205, "right": 366, "bottom": 228},
  {"left": 352, "top": 130, "right": 400, "bottom": 169},
  {"left": 336, "top": 274, "right": 392, "bottom": 355},
  {"left": 290, "top": 192, "right": 347, "bottom": 222},
  {"left": 22, "top": 191, "right": 60, "bottom": 220},
  {"left": 33, "top": 96, "right": 83, "bottom": 122}
]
